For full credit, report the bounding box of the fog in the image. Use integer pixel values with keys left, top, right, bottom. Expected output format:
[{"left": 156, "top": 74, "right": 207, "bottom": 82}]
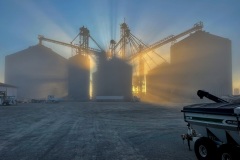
[
  {"left": 92, "top": 56, "right": 132, "bottom": 101},
  {"left": 145, "top": 31, "right": 232, "bottom": 103},
  {"left": 5, "top": 45, "right": 68, "bottom": 100},
  {"left": 4, "top": 30, "right": 232, "bottom": 104}
]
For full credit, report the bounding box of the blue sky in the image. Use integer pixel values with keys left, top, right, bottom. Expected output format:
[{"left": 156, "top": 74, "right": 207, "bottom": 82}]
[{"left": 0, "top": 0, "right": 240, "bottom": 89}]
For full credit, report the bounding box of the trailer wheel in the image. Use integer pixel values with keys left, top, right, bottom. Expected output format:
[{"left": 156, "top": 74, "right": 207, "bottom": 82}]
[
  {"left": 194, "top": 137, "right": 217, "bottom": 160},
  {"left": 217, "top": 144, "right": 239, "bottom": 160}
]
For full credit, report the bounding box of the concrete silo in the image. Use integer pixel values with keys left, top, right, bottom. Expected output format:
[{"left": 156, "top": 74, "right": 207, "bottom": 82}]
[
  {"left": 68, "top": 54, "right": 90, "bottom": 101},
  {"left": 170, "top": 30, "right": 232, "bottom": 100},
  {"left": 93, "top": 57, "right": 132, "bottom": 101},
  {"left": 5, "top": 44, "right": 68, "bottom": 99},
  {"left": 146, "top": 30, "right": 232, "bottom": 103}
]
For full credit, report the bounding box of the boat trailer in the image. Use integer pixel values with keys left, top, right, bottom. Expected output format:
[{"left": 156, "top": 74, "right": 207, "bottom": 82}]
[{"left": 181, "top": 90, "right": 240, "bottom": 160}]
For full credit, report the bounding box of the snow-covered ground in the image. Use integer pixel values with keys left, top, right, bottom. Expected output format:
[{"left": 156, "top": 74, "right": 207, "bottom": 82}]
[{"left": 0, "top": 102, "right": 195, "bottom": 160}]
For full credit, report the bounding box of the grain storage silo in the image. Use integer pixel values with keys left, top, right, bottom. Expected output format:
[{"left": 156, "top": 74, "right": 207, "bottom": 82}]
[
  {"left": 5, "top": 44, "right": 68, "bottom": 99},
  {"left": 93, "top": 57, "right": 132, "bottom": 101},
  {"left": 68, "top": 54, "right": 90, "bottom": 101},
  {"left": 146, "top": 30, "right": 232, "bottom": 103},
  {"left": 170, "top": 30, "right": 232, "bottom": 101}
]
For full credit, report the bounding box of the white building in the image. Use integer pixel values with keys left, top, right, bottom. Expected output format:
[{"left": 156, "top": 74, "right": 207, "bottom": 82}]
[{"left": 0, "top": 82, "right": 17, "bottom": 98}]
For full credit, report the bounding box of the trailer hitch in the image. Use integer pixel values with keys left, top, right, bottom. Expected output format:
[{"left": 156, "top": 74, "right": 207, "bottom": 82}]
[
  {"left": 181, "top": 123, "right": 197, "bottom": 151},
  {"left": 181, "top": 134, "right": 192, "bottom": 151}
]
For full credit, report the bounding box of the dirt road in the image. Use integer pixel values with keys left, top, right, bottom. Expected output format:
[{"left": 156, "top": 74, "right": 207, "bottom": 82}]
[{"left": 0, "top": 102, "right": 195, "bottom": 160}]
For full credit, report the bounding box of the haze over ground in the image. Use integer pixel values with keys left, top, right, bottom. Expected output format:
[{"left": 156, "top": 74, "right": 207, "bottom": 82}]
[{"left": 0, "top": 0, "right": 239, "bottom": 90}]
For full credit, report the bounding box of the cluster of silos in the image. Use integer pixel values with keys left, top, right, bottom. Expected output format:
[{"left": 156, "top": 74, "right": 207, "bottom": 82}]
[
  {"left": 92, "top": 56, "right": 132, "bottom": 101},
  {"left": 5, "top": 44, "right": 92, "bottom": 100},
  {"left": 146, "top": 30, "right": 232, "bottom": 103},
  {"left": 5, "top": 44, "right": 133, "bottom": 101}
]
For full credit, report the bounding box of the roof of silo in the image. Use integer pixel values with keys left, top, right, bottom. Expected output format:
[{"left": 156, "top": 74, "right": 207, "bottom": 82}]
[
  {"left": 173, "top": 30, "right": 231, "bottom": 46},
  {"left": 6, "top": 44, "right": 67, "bottom": 61}
]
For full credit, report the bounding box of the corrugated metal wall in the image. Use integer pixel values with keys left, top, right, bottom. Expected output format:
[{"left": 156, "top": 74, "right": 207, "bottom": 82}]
[
  {"left": 68, "top": 54, "right": 90, "bottom": 101},
  {"left": 146, "top": 31, "right": 232, "bottom": 103},
  {"left": 92, "top": 57, "right": 132, "bottom": 101},
  {"left": 5, "top": 45, "right": 68, "bottom": 99}
]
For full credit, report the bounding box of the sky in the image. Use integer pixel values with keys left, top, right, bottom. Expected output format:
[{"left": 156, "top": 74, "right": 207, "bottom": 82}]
[{"left": 0, "top": 0, "right": 240, "bottom": 89}]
